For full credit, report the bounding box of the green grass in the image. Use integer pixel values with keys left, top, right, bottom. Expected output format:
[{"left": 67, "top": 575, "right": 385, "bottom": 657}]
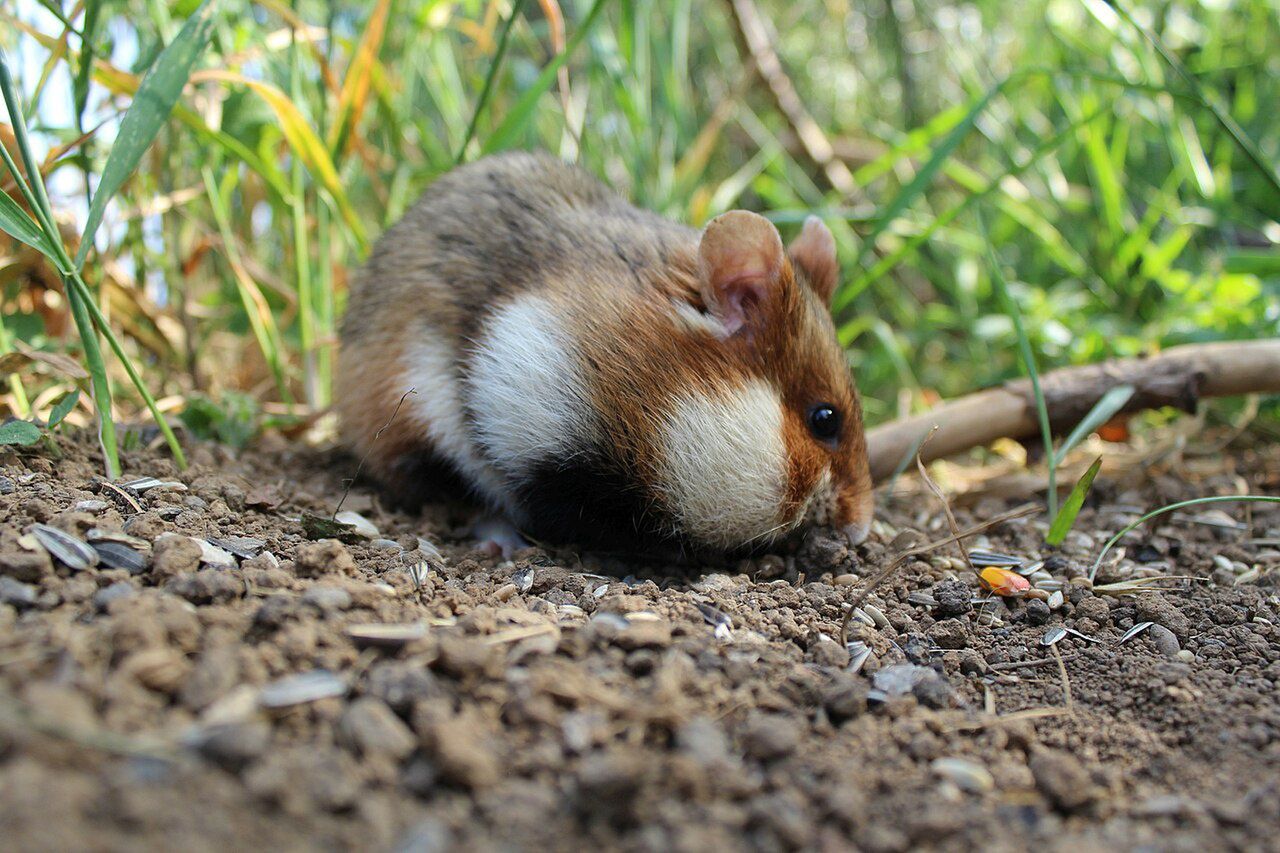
[{"left": 0, "top": 0, "right": 1277, "bottom": 476}]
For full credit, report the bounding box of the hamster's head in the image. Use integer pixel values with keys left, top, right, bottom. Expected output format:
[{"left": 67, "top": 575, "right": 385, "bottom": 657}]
[{"left": 652, "top": 210, "right": 873, "bottom": 552}]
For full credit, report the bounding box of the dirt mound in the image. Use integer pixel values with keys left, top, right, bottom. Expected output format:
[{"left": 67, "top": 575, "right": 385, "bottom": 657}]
[{"left": 0, "top": 433, "right": 1277, "bottom": 851}]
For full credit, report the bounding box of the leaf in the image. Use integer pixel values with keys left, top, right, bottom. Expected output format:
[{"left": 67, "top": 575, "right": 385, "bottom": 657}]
[
  {"left": 0, "top": 420, "right": 42, "bottom": 446},
  {"left": 0, "top": 188, "right": 59, "bottom": 258},
  {"left": 48, "top": 389, "right": 80, "bottom": 428},
  {"left": 300, "top": 512, "right": 364, "bottom": 544},
  {"left": 480, "top": 0, "right": 610, "bottom": 155},
  {"left": 1053, "top": 385, "right": 1135, "bottom": 467},
  {"left": 197, "top": 70, "right": 367, "bottom": 251},
  {"left": 75, "top": 0, "right": 216, "bottom": 268},
  {"left": 1046, "top": 457, "right": 1102, "bottom": 546},
  {"left": 327, "top": 0, "right": 393, "bottom": 154}
]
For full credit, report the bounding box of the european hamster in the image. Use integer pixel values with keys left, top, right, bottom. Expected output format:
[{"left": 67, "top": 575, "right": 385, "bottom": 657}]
[{"left": 337, "top": 151, "right": 873, "bottom": 553}]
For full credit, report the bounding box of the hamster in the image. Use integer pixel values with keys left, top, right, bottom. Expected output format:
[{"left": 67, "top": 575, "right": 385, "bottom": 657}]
[{"left": 337, "top": 151, "right": 873, "bottom": 554}]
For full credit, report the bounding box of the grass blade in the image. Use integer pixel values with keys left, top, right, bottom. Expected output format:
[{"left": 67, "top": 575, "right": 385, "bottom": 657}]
[
  {"left": 1046, "top": 456, "right": 1102, "bottom": 546},
  {"left": 1052, "top": 384, "right": 1135, "bottom": 468},
  {"left": 834, "top": 81, "right": 1004, "bottom": 314},
  {"left": 480, "top": 0, "right": 610, "bottom": 156},
  {"left": 327, "top": 0, "right": 392, "bottom": 156},
  {"left": 457, "top": 0, "right": 527, "bottom": 163},
  {"left": 1090, "top": 496, "right": 1280, "bottom": 581},
  {"left": 198, "top": 70, "right": 368, "bottom": 253},
  {"left": 979, "top": 209, "right": 1056, "bottom": 517},
  {"left": 75, "top": 0, "right": 215, "bottom": 268},
  {"left": 0, "top": 188, "right": 59, "bottom": 257}
]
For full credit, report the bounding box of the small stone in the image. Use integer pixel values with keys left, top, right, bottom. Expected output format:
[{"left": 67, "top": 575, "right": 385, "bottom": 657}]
[
  {"left": 92, "top": 581, "right": 136, "bottom": 612},
  {"left": 924, "top": 619, "right": 965, "bottom": 649},
  {"left": 809, "top": 637, "right": 850, "bottom": 667},
  {"left": 193, "top": 722, "right": 271, "bottom": 772},
  {"left": 301, "top": 585, "right": 354, "bottom": 612},
  {"left": 0, "top": 549, "right": 52, "bottom": 582},
  {"left": 1073, "top": 596, "right": 1109, "bottom": 626},
  {"left": 419, "top": 713, "right": 501, "bottom": 789},
  {"left": 1134, "top": 593, "right": 1190, "bottom": 640},
  {"left": 339, "top": 697, "right": 416, "bottom": 761},
  {"left": 932, "top": 579, "right": 972, "bottom": 617},
  {"left": 1029, "top": 747, "right": 1094, "bottom": 811},
  {"left": 0, "top": 576, "right": 38, "bottom": 609},
  {"left": 614, "top": 619, "right": 671, "bottom": 650},
  {"left": 676, "top": 716, "right": 734, "bottom": 767},
  {"left": 740, "top": 713, "right": 798, "bottom": 761},
  {"left": 821, "top": 674, "right": 868, "bottom": 723},
  {"left": 150, "top": 534, "right": 203, "bottom": 576},
  {"left": 168, "top": 569, "right": 244, "bottom": 604},
  {"left": 1147, "top": 623, "right": 1181, "bottom": 658},
  {"left": 1025, "top": 598, "right": 1051, "bottom": 626},
  {"left": 293, "top": 539, "right": 356, "bottom": 578},
  {"left": 1175, "top": 649, "right": 1195, "bottom": 664}
]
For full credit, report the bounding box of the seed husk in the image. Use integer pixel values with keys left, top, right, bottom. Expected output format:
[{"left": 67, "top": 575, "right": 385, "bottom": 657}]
[
  {"left": 31, "top": 524, "right": 99, "bottom": 571},
  {"left": 259, "top": 670, "right": 347, "bottom": 708},
  {"left": 91, "top": 541, "right": 147, "bottom": 574},
  {"left": 345, "top": 622, "right": 427, "bottom": 648}
]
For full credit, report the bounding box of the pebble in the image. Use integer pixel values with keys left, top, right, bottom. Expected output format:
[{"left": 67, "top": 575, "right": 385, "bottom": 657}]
[
  {"left": 1175, "top": 649, "right": 1195, "bottom": 663},
  {"left": 151, "top": 534, "right": 203, "bottom": 576},
  {"left": 1134, "top": 593, "right": 1190, "bottom": 640},
  {"left": 192, "top": 721, "right": 271, "bottom": 772},
  {"left": 0, "top": 576, "right": 38, "bottom": 609},
  {"left": 1025, "top": 599, "right": 1051, "bottom": 626},
  {"left": 293, "top": 539, "right": 356, "bottom": 578},
  {"left": 1029, "top": 747, "right": 1094, "bottom": 811},
  {"left": 872, "top": 664, "right": 955, "bottom": 709},
  {"left": 740, "top": 713, "right": 798, "bottom": 761},
  {"left": 168, "top": 569, "right": 244, "bottom": 604},
  {"left": 92, "top": 581, "right": 136, "bottom": 611},
  {"left": 339, "top": 697, "right": 416, "bottom": 760},
  {"left": 932, "top": 579, "right": 972, "bottom": 617},
  {"left": 301, "top": 585, "right": 354, "bottom": 612},
  {"left": 1147, "top": 623, "right": 1181, "bottom": 658}
]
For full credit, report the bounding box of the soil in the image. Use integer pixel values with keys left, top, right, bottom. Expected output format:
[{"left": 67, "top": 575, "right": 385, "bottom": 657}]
[{"left": 0, "top": 431, "right": 1277, "bottom": 852}]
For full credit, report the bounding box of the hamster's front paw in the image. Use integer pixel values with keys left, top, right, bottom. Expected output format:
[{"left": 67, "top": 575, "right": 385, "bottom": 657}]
[{"left": 472, "top": 515, "right": 530, "bottom": 559}]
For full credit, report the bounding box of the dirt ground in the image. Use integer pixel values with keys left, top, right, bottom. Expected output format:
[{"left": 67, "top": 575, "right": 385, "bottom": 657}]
[{"left": 0, "top": 430, "right": 1277, "bottom": 852}]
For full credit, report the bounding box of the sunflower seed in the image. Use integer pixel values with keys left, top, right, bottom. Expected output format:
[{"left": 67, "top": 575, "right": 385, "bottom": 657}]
[
  {"left": 1065, "top": 627, "right": 1105, "bottom": 643},
  {"left": 72, "top": 499, "right": 108, "bottom": 513},
  {"left": 1035, "top": 579, "right": 1064, "bottom": 592},
  {"left": 31, "top": 524, "right": 98, "bottom": 571},
  {"left": 85, "top": 528, "right": 149, "bottom": 548},
  {"left": 1041, "top": 627, "right": 1068, "bottom": 646},
  {"left": 512, "top": 567, "right": 535, "bottom": 593},
  {"left": 119, "top": 476, "right": 187, "bottom": 493},
  {"left": 195, "top": 539, "right": 236, "bottom": 568},
  {"left": 862, "top": 603, "right": 890, "bottom": 629},
  {"left": 907, "top": 593, "right": 937, "bottom": 607},
  {"left": 931, "top": 757, "right": 994, "bottom": 793},
  {"left": 1017, "top": 560, "right": 1045, "bottom": 576},
  {"left": 968, "top": 549, "right": 1023, "bottom": 567},
  {"left": 207, "top": 536, "right": 265, "bottom": 559},
  {"left": 851, "top": 608, "right": 877, "bottom": 627},
  {"left": 696, "top": 602, "right": 732, "bottom": 631},
  {"left": 259, "top": 670, "right": 347, "bottom": 708},
  {"left": 345, "top": 622, "right": 427, "bottom": 648},
  {"left": 1047, "top": 590, "right": 1064, "bottom": 610},
  {"left": 0, "top": 475, "right": 13, "bottom": 495},
  {"left": 1119, "top": 621, "right": 1154, "bottom": 644},
  {"left": 334, "top": 510, "right": 378, "bottom": 539},
  {"left": 91, "top": 541, "right": 147, "bottom": 574},
  {"left": 846, "top": 640, "right": 873, "bottom": 674},
  {"left": 407, "top": 561, "right": 430, "bottom": 589}
]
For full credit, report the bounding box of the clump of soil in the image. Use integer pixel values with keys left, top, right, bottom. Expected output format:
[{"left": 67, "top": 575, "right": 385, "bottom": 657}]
[{"left": 0, "top": 432, "right": 1277, "bottom": 851}]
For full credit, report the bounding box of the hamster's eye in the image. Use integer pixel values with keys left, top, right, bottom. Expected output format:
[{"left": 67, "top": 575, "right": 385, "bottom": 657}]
[{"left": 807, "top": 404, "right": 841, "bottom": 442}]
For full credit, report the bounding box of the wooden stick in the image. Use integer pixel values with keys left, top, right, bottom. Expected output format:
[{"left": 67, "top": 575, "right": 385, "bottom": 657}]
[
  {"left": 866, "top": 339, "right": 1280, "bottom": 483},
  {"left": 722, "top": 0, "right": 860, "bottom": 199}
]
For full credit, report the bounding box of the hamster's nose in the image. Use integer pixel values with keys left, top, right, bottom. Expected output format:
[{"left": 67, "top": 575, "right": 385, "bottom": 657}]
[{"left": 843, "top": 518, "right": 871, "bottom": 546}]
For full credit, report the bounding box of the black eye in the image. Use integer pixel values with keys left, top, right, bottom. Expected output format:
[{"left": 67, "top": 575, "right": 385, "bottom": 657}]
[{"left": 807, "top": 404, "right": 841, "bottom": 442}]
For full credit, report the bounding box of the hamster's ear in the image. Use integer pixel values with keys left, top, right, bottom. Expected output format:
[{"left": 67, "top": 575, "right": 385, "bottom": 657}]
[
  {"left": 788, "top": 216, "right": 838, "bottom": 305},
  {"left": 698, "top": 210, "right": 785, "bottom": 336}
]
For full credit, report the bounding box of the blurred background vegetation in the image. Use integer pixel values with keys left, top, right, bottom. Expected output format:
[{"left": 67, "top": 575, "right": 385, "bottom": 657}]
[{"left": 1, "top": 0, "right": 1277, "bottom": 464}]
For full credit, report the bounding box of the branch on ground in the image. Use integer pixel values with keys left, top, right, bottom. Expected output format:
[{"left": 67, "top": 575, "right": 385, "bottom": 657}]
[{"left": 866, "top": 339, "right": 1280, "bottom": 482}]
